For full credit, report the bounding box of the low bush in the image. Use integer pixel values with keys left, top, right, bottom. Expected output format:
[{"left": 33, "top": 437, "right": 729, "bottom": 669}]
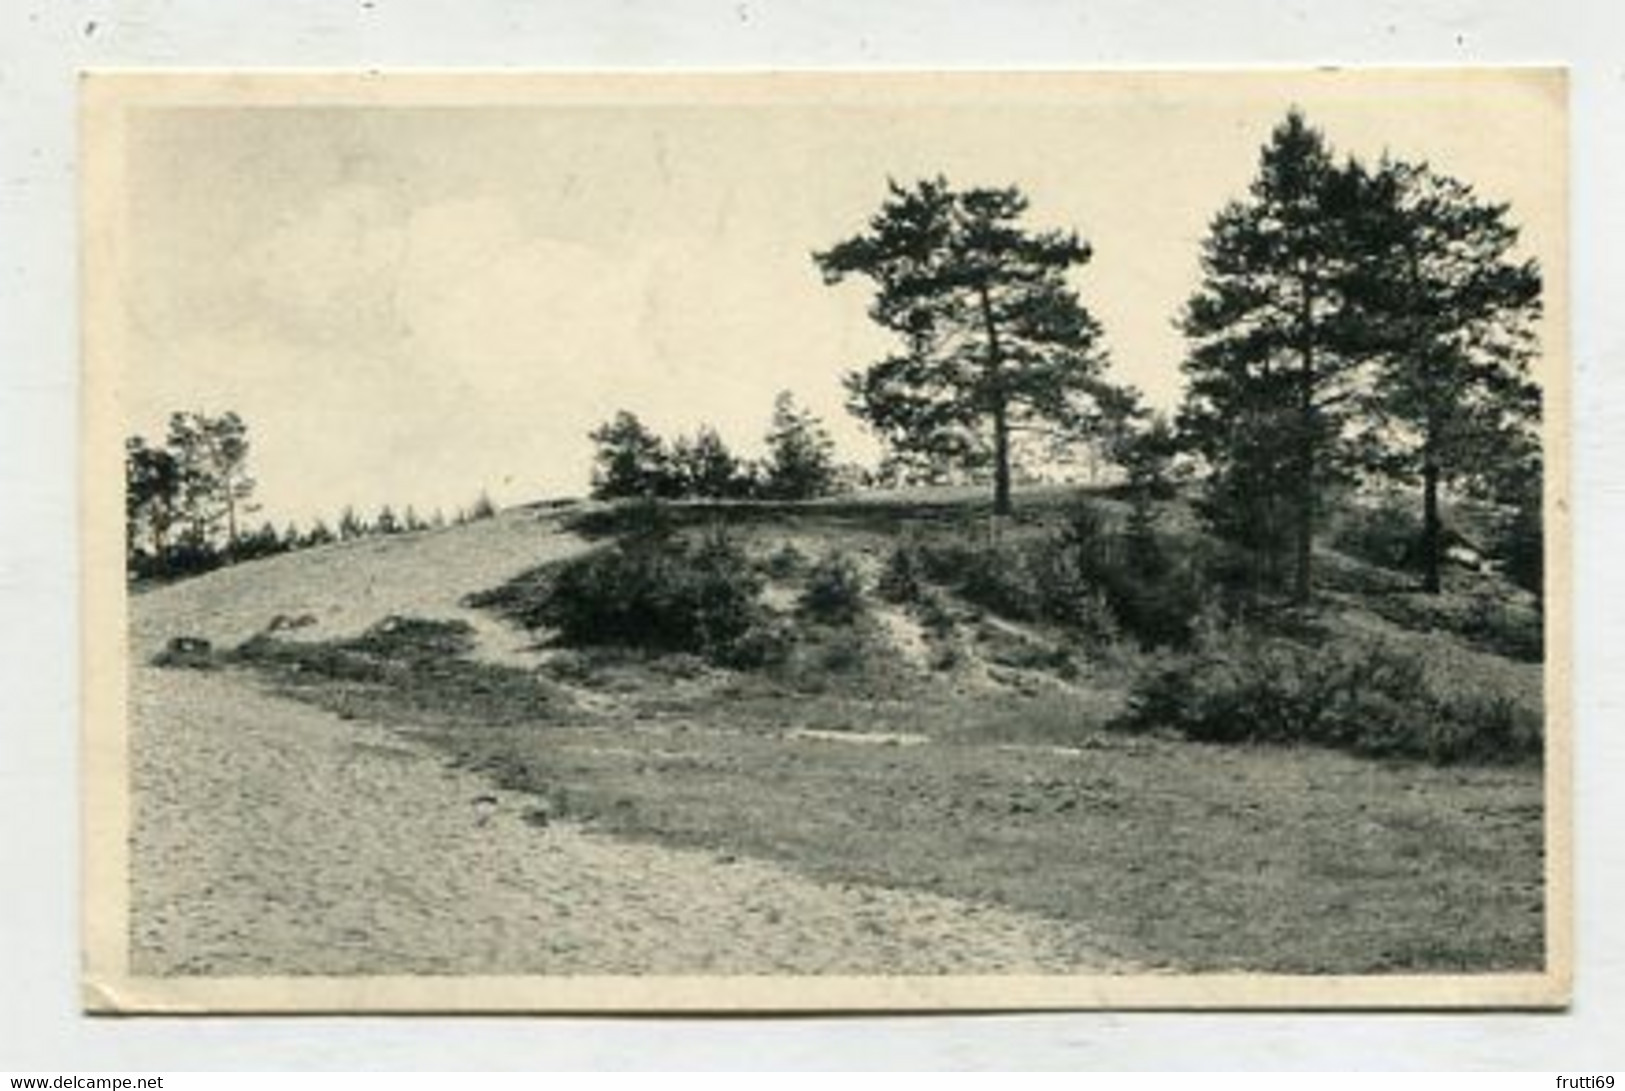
[
  {"left": 916, "top": 539, "right": 1044, "bottom": 621},
  {"left": 1487, "top": 492, "right": 1542, "bottom": 600},
  {"left": 351, "top": 616, "right": 477, "bottom": 662},
  {"left": 798, "top": 552, "right": 867, "bottom": 625},
  {"left": 1461, "top": 594, "right": 1543, "bottom": 663},
  {"left": 909, "top": 504, "right": 1203, "bottom": 650},
  {"left": 761, "top": 542, "right": 807, "bottom": 580},
  {"left": 913, "top": 586, "right": 957, "bottom": 639},
  {"left": 876, "top": 544, "right": 925, "bottom": 604},
  {"left": 230, "top": 618, "right": 570, "bottom": 726},
  {"left": 152, "top": 635, "right": 217, "bottom": 670},
  {"left": 767, "top": 618, "right": 904, "bottom": 696},
  {"left": 1116, "top": 633, "right": 1541, "bottom": 764},
  {"left": 523, "top": 526, "right": 768, "bottom": 664},
  {"left": 1331, "top": 498, "right": 1422, "bottom": 573}
]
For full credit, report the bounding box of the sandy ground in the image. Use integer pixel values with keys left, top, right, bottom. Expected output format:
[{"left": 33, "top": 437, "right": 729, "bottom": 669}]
[{"left": 128, "top": 509, "right": 1131, "bottom": 975}]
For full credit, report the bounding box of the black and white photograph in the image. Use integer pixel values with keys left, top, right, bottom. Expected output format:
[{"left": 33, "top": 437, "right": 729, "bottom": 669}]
[{"left": 81, "top": 69, "right": 1569, "bottom": 1011}]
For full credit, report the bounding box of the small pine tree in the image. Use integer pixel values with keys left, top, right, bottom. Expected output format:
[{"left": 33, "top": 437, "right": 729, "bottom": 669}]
[
  {"left": 304, "top": 519, "right": 336, "bottom": 547},
  {"left": 588, "top": 412, "right": 678, "bottom": 500},
  {"left": 762, "top": 391, "right": 837, "bottom": 501},
  {"left": 672, "top": 425, "right": 745, "bottom": 499}
]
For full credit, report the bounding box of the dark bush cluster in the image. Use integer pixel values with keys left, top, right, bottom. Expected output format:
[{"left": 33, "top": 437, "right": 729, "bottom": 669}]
[
  {"left": 876, "top": 543, "right": 925, "bottom": 604},
  {"left": 761, "top": 542, "right": 808, "bottom": 580},
  {"left": 797, "top": 552, "right": 867, "bottom": 625},
  {"left": 1330, "top": 499, "right": 1423, "bottom": 573},
  {"left": 888, "top": 503, "right": 1203, "bottom": 649},
  {"left": 1116, "top": 634, "right": 1541, "bottom": 764},
  {"left": 519, "top": 527, "right": 777, "bottom": 667},
  {"left": 231, "top": 616, "right": 570, "bottom": 726}
]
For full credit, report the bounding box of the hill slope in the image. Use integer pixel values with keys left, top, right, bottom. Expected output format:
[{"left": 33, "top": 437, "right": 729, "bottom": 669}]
[{"left": 126, "top": 504, "right": 1136, "bottom": 976}]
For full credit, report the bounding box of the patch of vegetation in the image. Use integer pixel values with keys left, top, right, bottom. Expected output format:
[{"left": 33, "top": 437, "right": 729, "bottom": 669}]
[
  {"left": 760, "top": 541, "right": 807, "bottom": 580},
  {"left": 796, "top": 552, "right": 867, "bottom": 625},
  {"left": 152, "top": 635, "right": 217, "bottom": 670},
  {"left": 229, "top": 617, "right": 571, "bottom": 727},
  {"left": 901, "top": 502, "right": 1204, "bottom": 651},
  {"left": 876, "top": 543, "right": 926, "bottom": 604},
  {"left": 425, "top": 702, "right": 1544, "bottom": 973},
  {"left": 1329, "top": 497, "right": 1423, "bottom": 574},
  {"left": 473, "top": 520, "right": 788, "bottom": 669},
  {"left": 1115, "top": 631, "right": 1541, "bottom": 764},
  {"left": 1356, "top": 586, "right": 1544, "bottom": 664}
]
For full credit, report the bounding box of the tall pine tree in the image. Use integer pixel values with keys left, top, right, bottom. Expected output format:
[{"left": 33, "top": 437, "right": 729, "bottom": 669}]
[
  {"left": 1179, "top": 111, "right": 1369, "bottom": 604},
  {"left": 814, "top": 177, "right": 1114, "bottom": 515},
  {"left": 1346, "top": 158, "right": 1542, "bottom": 593}
]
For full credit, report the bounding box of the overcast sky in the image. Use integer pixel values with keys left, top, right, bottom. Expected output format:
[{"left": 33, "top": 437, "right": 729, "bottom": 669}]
[{"left": 116, "top": 70, "right": 1564, "bottom": 527}]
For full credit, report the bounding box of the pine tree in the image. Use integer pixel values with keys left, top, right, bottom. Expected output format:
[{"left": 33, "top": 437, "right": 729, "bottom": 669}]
[
  {"left": 684, "top": 426, "right": 748, "bottom": 499},
  {"left": 124, "top": 436, "right": 182, "bottom": 573},
  {"left": 1179, "top": 111, "right": 1370, "bottom": 604},
  {"left": 165, "top": 410, "right": 255, "bottom": 559},
  {"left": 587, "top": 411, "right": 677, "bottom": 499},
  {"left": 815, "top": 177, "right": 1115, "bottom": 514},
  {"left": 1346, "top": 158, "right": 1542, "bottom": 593},
  {"left": 304, "top": 519, "right": 336, "bottom": 547},
  {"left": 762, "top": 391, "right": 837, "bottom": 501},
  {"left": 338, "top": 505, "right": 366, "bottom": 540}
]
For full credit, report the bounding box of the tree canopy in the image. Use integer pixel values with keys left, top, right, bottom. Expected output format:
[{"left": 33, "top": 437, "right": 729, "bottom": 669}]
[
  {"left": 1345, "top": 157, "right": 1543, "bottom": 592},
  {"left": 814, "top": 177, "right": 1118, "bottom": 514},
  {"left": 761, "top": 390, "right": 837, "bottom": 501},
  {"left": 1178, "top": 110, "right": 1544, "bottom": 601},
  {"left": 1178, "top": 111, "right": 1372, "bottom": 603}
]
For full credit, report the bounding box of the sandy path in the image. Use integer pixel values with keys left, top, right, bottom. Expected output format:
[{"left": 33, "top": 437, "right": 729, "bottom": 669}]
[
  {"left": 128, "top": 507, "right": 1132, "bottom": 976},
  {"left": 130, "top": 667, "right": 1128, "bottom": 975}
]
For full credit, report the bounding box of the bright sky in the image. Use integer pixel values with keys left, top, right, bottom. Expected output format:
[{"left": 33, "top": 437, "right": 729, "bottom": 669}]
[{"left": 117, "top": 71, "right": 1564, "bottom": 528}]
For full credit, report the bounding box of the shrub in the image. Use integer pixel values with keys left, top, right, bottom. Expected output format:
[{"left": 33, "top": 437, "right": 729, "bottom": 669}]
[
  {"left": 1461, "top": 593, "right": 1544, "bottom": 663},
  {"left": 528, "top": 526, "right": 765, "bottom": 663},
  {"left": 231, "top": 621, "right": 571, "bottom": 726},
  {"left": 1331, "top": 498, "right": 1422, "bottom": 573},
  {"left": 1492, "top": 496, "right": 1543, "bottom": 600},
  {"left": 718, "top": 614, "right": 796, "bottom": 669},
  {"left": 876, "top": 545, "right": 925, "bottom": 604},
  {"left": 1116, "top": 633, "right": 1540, "bottom": 764},
  {"left": 152, "top": 635, "right": 216, "bottom": 670},
  {"left": 769, "top": 618, "right": 904, "bottom": 695},
  {"left": 913, "top": 586, "right": 957, "bottom": 638},
  {"left": 798, "top": 552, "right": 868, "bottom": 625},
  {"left": 352, "top": 616, "right": 477, "bottom": 662},
  {"left": 927, "top": 541, "right": 1044, "bottom": 621},
  {"left": 761, "top": 541, "right": 807, "bottom": 580}
]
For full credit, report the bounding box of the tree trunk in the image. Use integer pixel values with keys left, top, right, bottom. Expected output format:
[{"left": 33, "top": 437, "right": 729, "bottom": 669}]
[
  {"left": 1421, "top": 459, "right": 1442, "bottom": 594},
  {"left": 992, "top": 400, "right": 1012, "bottom": 516},
  {"left": 976, "top": 282, "right": 1013, "bottom": 517},
  {"left": 1293, "top": 462, "right": 1314, "bottom": 606},
  {"left": 1294, "top": 301, "right": 1317, "bottom": 608}
]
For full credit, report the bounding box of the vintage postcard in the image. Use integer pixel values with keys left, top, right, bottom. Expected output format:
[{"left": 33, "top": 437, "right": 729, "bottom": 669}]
[{"left": 82, "top": 69, "right": 1570, "bottom": 1012}]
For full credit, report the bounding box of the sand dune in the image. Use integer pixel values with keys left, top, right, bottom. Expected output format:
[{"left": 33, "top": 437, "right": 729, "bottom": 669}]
[{"left": 128, "top": 508, "right": 1130, "bottom": 976}]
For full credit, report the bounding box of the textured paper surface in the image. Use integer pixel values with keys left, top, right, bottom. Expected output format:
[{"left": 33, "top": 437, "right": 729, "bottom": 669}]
[{"left": 82, "top": 69, "right": 1571, "bottom": 1012}]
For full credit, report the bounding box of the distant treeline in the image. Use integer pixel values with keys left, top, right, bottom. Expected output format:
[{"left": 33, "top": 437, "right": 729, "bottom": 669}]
[
  {"left": 587, "top": 390, "right": 851, "bottom": 502},
  {"left": 125, "top": 410, "right": 498, "bottom": 580}
]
